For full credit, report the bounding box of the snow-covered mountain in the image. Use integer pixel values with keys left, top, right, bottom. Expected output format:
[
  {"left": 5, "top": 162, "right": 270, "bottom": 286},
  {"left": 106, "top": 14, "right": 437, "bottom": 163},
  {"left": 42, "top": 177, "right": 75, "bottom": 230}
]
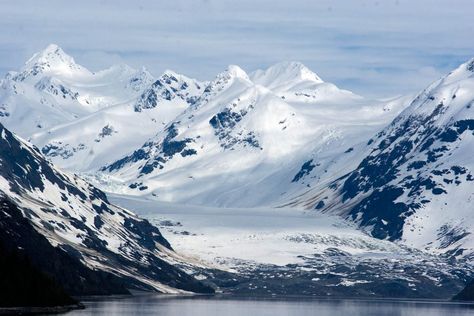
[
  {"left": 2, "top": 44, "right": 474, "bottom": 262},
  {"left": 1, "top": 45, "right": 405, "bottom": 207},
  {"left": 134, "top": 70, "right": 204, "bottom": 112},
  {"left": 250, "top": 61, "right": 357, "bottom": 102},
  {"left": 290, "top": 58, "right": 474, "bottom": 258},
  {"left": 30, "top": 69, "right": 204, "bottom": 172},
  {"left": 0, "top": 44, "right": 204, "bottom": 171},
  {"left": 0, "top": 44, "right": 154, "bottom": 138},
  {"left": 1, "top": 120, "right": 469, "bottom": 300},
  {"left": 100, "top": 63, "right": 404, "bottom": 206},
  {"left": 0, "top": 123, "right": 213, "bottom": 294},
  {"left": 2, "top": 44, "right": 474, "bottom": 299}
]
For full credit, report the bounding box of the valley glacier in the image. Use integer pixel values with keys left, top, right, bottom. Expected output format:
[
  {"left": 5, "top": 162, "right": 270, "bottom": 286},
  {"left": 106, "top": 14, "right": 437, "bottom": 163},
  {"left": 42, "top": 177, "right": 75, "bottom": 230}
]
[{"left": 1, "top": 44, "right": 474, "bottom": 298}]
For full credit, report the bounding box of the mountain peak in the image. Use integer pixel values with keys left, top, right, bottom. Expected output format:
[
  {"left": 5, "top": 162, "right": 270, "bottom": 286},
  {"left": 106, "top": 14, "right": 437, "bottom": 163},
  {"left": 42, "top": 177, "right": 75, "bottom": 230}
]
[
  {"left": 39, "top": 43, "right": 63, "bottom": 55},
  {"left": 25, "top": 44, "right": 74, "bottom": 67},
  {"left": 250, "top": 61, "right": 323, "bottom": 92},
  {"left": 271, "top": 61, "right": 323, "bottom": 82},
  {"left": 201, "top": 65, "right": 251, "bottom": 96},
  {"left": 162, "top": 69, "right": 180, "bottom": 77},
  {"left": 441, "top": 57, "right": 474, "bottom": 85},
  {"left": 225, "top": 65, "right": 250, "bottom": 80},
  {"left": 20, "top": 44, "right": 89, "bottom": 79}
]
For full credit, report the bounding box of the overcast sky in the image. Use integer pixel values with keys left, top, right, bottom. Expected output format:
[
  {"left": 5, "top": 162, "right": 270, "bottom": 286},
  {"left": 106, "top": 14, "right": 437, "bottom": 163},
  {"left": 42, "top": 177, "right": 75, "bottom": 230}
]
[{"left": 0, "top": 0, "right": 473, "bottom": 98}]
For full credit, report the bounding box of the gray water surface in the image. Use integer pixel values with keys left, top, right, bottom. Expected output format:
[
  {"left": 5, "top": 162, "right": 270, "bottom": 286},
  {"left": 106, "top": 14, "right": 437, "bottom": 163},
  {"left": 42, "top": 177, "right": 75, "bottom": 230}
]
[{"left": 61, "top": 295, "right": 474, "bottom": 316}]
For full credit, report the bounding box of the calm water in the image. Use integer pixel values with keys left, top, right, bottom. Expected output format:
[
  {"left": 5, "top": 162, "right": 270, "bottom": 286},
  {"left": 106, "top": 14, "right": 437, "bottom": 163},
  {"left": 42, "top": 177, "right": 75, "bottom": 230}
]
[{"left": 59, "top": 295, "right": 474, "bottom": 316}]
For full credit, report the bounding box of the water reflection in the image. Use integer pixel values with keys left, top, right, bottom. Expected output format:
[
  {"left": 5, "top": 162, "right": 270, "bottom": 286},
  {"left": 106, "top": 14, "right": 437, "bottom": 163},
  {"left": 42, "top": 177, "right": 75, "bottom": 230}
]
[{"left": 59, "top": 295, "right": 474, "bottom": 316}]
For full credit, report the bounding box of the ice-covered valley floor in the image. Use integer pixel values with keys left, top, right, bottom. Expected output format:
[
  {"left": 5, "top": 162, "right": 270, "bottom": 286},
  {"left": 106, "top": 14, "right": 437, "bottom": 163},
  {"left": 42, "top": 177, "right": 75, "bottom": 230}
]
[{"left": 110, "top": 194, "right": 473, "bottom": 298}]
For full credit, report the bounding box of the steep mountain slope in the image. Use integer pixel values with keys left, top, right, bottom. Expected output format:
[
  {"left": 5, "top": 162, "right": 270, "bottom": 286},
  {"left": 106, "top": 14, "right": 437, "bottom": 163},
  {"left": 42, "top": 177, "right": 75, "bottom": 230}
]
[
  {"left": 0, "top": 196, "right": 128, "bottom": 298},
  {"left": 0, "top": 123, "right": 213, "bottom": 294},
  {"left": 100, "top": 64, "right": 404, "bottom": 206},
  {"left": 30, "top": 70, "right": 204, "bottom": 171},
  {"left": 454, "top": 279, "right": 474, "bottom": 301},
  {"left": 0, "top": 231, "right": 78, "bottom": 307},
  {"left": 291, "top": 58, "right": 474, "bottom": 258}
]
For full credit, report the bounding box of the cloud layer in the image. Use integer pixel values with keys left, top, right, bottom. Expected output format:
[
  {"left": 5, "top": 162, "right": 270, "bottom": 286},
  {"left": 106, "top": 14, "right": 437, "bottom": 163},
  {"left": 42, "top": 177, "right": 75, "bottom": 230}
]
[{"left": 1, "top": 0, "right": 473, "bottom": 97}]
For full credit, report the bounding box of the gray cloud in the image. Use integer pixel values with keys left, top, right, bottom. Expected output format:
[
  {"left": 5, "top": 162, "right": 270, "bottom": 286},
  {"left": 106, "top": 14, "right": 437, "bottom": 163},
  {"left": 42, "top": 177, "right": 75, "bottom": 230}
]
[{"left": 0, "top": 0, "right": 473, "bottom": 97}]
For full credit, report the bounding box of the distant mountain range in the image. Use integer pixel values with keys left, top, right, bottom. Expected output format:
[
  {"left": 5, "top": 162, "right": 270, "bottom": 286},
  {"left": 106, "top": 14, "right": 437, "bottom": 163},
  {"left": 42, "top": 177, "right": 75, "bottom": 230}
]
[
  {"left": 1, "top": 44, "right": 474, "bottom": 301},
  {"left": 0, "top": 44, "right": 405, "bottom": 205}
]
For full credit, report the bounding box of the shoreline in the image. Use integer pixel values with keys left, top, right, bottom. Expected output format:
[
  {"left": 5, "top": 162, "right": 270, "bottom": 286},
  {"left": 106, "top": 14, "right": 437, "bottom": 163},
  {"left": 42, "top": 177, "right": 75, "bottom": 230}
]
[
  {"left": 76, "top": 292, "right": 474, "bottom": 305},
  {"left": 0, "top": 303, "right": 84, "bottom": 315}
]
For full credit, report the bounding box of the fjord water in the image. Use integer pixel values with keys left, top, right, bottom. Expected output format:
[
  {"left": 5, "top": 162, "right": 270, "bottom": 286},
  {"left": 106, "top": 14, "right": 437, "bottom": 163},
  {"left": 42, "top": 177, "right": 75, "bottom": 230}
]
[{"left": 57, "top": 296, "right": 474, "bottom": 316}]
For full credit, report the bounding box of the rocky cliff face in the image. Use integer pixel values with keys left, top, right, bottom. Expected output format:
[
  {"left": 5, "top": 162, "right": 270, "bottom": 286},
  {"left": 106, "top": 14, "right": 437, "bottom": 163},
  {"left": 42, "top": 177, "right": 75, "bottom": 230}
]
[{"left": 0, "top": 123, "right": 213, "bottom": 295}]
